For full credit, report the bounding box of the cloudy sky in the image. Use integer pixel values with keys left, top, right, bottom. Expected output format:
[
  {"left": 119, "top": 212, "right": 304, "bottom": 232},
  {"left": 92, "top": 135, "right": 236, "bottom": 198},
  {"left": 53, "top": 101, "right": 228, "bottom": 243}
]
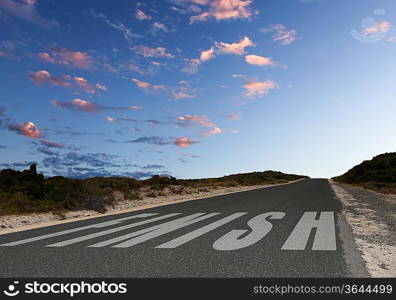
[{"left": 1, "top": 0, "right": 396, "bottom": 179}]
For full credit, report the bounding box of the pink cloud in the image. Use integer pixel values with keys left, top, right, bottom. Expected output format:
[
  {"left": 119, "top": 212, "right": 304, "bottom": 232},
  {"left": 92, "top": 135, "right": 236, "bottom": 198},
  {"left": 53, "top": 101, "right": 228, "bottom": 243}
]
[
  {"left": 132, "top": 78, "right": 166, "bottom": 91},
  {"left": 183, "top": 37, "right": 253, "bottom": 73},
  {"left": 245, "top": 54, "right": 274, "bottom": 66},
  {"left": 243, "top": 80, "right": 278, "bottom": 97},
  {"left": 39, "top": 139, "right": 64, "bottom": 148},
  {"left": 172, "top": 82, "right": 197, "bottom": 100},
  {"left": 73, "top": 76, "right": 96, "bottom": 94},
  {"left": 129, "top": 106, "right": 143, "bottom": 110},
  {"left": 8, "top": 121, "right": 42, "bottom": 138},
  {"left": 174, "top": 137, "right": 198, "bottom": 147},
  {"left": 182, "top": 58, "right": 202, "bottom": 74},
  {"left": 226, "top": 114, "right": 240, "bottom": 120},
  {"left": 28, "top": 70, "right": 71, "bottom": 88},
  {"left": 151, "top": 22, "right": 170, "bottom": 33},
  {"left": 135, "top": 9, "right": 152, "bottom": 20},
  {"left": 215, "top": 36, "right": 254, "bottom": 55},
  {"left": 189, "top": 0, "right": 256, "bottom": 23},
  {"left": 362, "top": 21, "right": 391, "bottom": 36},
  {"left": 228, "top": 129, "right": 239, "bottom": 134},
  {"left": 95, "top": 83, "right": 108, "bottom": 91},
  {"left": 173, "top": 91, "right": 196, "bottom": 100},
  {"left": 38, "top": 47, "right": 92, "bottom": 69},
  {"left": 51, "top": 99, "right": 100, "bottom": 112},
  {"left": 200, "top": 127, "right": 223, "bottom": 137},
  {"left": 106, "top": 116, "right": 117, "bottom": 123},
  {"left": 200, "top": 46, "right": 215, "bottom": 61},
  {"left": 132, "top": 45, "right": 173, "bottom": 58},
  {"left": 177, "top": 115, "right": 215, "bottom": 127},
  {"left": 233, "top": 74, "right": 278, "bottom": 97},
  {"left": 262, "top": 24, "right": 297, "bottom": 46},
  {"left": 28, "top": 71, "right": 106, "bottom": 94},
  {"left": 38, "top": 52, "right": 55, "bottom": 63}
]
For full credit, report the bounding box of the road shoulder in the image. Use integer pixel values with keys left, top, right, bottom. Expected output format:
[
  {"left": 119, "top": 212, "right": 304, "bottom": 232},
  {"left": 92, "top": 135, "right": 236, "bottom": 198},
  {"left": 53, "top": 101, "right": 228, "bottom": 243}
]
[{"left": 329, "top": 179, "right": 396, "bottom": 277}]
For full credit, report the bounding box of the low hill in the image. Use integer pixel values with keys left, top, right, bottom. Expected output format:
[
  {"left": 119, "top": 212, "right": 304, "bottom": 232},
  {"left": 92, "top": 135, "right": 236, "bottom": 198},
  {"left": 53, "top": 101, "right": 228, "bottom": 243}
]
[
  {"left": 332, "top": 152, "right": 396, "bottom": 194},
  {"left": 0, "top": 165, "right": 308, "bottom": 215}
]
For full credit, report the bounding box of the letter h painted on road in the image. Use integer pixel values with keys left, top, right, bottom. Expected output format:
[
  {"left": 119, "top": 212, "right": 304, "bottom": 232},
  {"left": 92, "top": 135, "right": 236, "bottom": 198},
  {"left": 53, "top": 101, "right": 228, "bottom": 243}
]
[{"left": 281, "top": 212, "right": 336, "bottom": 251}]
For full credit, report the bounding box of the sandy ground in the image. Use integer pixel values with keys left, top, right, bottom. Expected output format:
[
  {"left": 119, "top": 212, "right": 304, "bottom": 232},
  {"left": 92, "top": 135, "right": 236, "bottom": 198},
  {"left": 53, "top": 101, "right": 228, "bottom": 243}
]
[
  {"left": 329, "top": 180, "right": 396, "bottom": 277},
  {"left": 0, "top": 182, "right": 299, "bottom": 234}
]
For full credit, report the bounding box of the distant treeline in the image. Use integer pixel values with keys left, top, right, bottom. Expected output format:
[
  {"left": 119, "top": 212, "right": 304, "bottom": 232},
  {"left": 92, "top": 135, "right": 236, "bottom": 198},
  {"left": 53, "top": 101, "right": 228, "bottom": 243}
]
[
  {"left": 332, "top": 152, "right": 396, "bottom": 194},
  {"left": 0, "top": 165, "right": 308, "bottom": 215}
]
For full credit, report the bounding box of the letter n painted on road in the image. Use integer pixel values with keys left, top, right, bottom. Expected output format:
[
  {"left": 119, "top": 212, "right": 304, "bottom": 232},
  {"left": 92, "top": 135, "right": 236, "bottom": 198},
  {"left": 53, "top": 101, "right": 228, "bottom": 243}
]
[
  {"left": 281, "top": 212, "right": 336, "bottom": 251},
  {"left": 88, "top": 213, "right": 219, "bottom": 248}
]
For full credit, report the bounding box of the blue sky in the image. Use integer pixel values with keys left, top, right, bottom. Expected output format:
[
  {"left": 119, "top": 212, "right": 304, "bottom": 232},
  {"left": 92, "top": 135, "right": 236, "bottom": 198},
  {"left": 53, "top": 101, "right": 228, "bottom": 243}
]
[{"left": 0, "top": 0, "right": 396, "bottom": 179}]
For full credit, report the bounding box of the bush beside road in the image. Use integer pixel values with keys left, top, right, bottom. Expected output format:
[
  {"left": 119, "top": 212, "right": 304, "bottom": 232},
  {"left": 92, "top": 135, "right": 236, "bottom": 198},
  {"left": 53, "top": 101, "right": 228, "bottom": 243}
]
[{"left": 0, "top": 164, "right": 308, "bottom": 217}]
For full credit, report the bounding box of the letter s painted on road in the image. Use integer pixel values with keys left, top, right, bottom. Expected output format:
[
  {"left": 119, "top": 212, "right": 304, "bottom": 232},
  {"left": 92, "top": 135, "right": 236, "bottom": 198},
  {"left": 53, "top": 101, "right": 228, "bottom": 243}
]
[{"left": 212, "top": 212, "right": 285, "bottom": 251}]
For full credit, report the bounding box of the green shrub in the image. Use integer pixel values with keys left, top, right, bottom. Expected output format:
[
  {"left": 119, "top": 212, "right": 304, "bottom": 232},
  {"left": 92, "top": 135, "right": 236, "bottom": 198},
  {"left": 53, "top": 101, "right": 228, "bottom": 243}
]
[{"left": 0, "top": 164, "right": 308, "bottom": 215}]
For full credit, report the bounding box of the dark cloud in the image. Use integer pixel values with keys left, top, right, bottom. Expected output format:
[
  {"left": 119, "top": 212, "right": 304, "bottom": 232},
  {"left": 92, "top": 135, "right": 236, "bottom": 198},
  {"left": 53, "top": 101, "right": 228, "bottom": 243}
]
[
  {"left": 59, "top": 167, "right": 119, "bottom": 179},
  {"left": 52, "top": 99, "right": 141, "bottom": 113},
  {"left": 126, "top": 136, "right": 172, "bottom": 146},
  {"left": 69, "top": 168, "right": 169, "bottom": 179},
  {"left": 180, "top": 152, "right": 200, "bottom": 158},
  {"left": 0, "top": 161, "right": 37, "bottom": 169},
  {"left": 34, "top": 150, "right": 168, "bottom": 179},
  {"left": 52, "top": 126, "right": 103, "bottom": 137},
  {"left": 0, "top": 0, "right": 58, "bottom": 30},
  {"left": 107, "top": 117, "right": 169, "bottom": 127},
  {"left": 37, "top": 147, "right": 57, "bottom": 156},
  {"left": 141, "top": 164, "right": 165, "bottom": 169},
  {"left": 145, "top": 120, "right": 168, "bottom": 126},
  {"left": 177, "top": 158, "right": 188, "bottom": 164},
  {"left": 39, "top": 139, "right": 64, "bottom": 148},
  {"left": 0, "top": 106, "right": 11, "bottom": 128},
  {"left": 42, "top": 152, "right": 120, "bottom": 169},
  {"left": 126, "top": 136, "right": 198, "bottom": 148},
  {"left": 124, "top": 171, "right": 162, "bottom": 179}
]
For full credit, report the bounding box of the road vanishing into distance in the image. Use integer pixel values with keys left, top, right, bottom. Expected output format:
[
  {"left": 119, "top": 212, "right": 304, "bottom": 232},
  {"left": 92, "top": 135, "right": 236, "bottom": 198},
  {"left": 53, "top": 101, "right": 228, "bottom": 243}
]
[{"left": 0, "top": 179, "right": 369, "bottom": 277}]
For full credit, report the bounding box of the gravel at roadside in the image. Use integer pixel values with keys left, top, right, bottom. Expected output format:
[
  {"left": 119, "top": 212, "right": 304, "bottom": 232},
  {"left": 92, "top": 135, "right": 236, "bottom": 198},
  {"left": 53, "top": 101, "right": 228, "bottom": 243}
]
[{"left": 329, "top": 180, "right": 396, "bottom": 277}]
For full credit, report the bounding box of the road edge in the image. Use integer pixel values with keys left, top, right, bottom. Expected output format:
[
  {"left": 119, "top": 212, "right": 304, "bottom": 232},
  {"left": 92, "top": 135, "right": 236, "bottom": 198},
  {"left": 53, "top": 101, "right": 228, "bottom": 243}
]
[{"left": 328, "top": 180, "right": 370, "bottom": 277}]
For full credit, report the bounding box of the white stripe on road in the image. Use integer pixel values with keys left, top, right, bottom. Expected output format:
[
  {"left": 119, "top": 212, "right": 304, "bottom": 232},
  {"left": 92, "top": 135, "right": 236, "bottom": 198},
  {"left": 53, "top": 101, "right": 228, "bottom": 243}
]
[
  {"left": 46, "top": 213, "right": 181, "bottom": 247},
  {"left": 156, "top": 212, "right": 247, "bottom": 249},
  {"left": 89, "top": 213, "right": 219, "bottom": 248},
  {"left": 0, "top": 213, "right": 157, "bottom": 246},
  {"left": 281, "top": 212, "right": 336, "bottom": 250}
]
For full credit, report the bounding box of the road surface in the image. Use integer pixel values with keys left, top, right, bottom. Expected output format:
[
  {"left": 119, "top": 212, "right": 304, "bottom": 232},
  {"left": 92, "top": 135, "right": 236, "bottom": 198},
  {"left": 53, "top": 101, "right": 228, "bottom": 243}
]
[{"left": 0, "top": 179, "right": 369, "bottom": 277}]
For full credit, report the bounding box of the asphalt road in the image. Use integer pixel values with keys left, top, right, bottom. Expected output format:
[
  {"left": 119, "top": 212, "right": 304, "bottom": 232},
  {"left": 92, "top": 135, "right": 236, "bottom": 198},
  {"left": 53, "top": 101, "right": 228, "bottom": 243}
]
[{"left": 0, "top": 179, "right": 369, "bottom": 277}]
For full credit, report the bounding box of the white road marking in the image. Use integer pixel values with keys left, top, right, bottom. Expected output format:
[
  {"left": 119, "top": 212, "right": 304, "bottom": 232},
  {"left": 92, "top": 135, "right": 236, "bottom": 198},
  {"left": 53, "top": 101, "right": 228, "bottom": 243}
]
[
  {"left": 0, "top": 213, "right": 157, "bottom": 246},
  {"left": 213, "top": 212, "right": 286, "bottom": 251},
  {"left": 0, "top": 211, "right": 338, "bottom": 251},
  {"left": 89, "top": 213, "right": 219, "bottom": 248},
  {"left": 156, "top": 213, "right": 247, "bottom": 249},
  {"left": 281, "top": 212, "right": 336, "bottom": 250},
  {"left": 46, "top": 213, "right": 181, "bottom": 247}
]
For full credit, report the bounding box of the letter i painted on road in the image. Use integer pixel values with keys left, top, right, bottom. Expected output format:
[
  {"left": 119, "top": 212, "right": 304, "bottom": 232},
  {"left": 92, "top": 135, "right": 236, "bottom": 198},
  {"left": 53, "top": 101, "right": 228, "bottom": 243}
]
[{"left": 281, "top": 212, "right": 336, "bottom": 251}]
